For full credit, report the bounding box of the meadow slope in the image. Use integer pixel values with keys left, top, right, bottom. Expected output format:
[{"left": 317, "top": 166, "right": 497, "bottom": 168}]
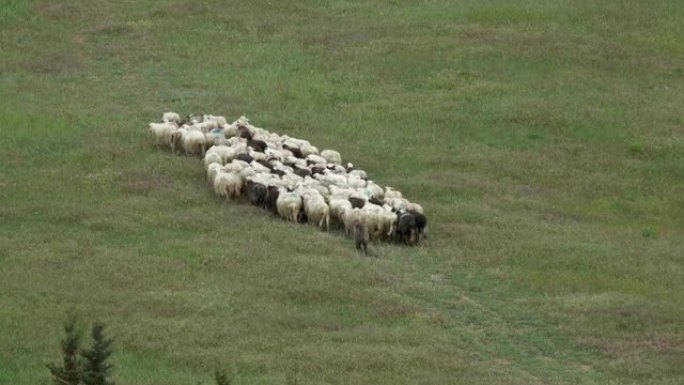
[{"left": 1, "top": 1, "right": 683, "bottom": 384}]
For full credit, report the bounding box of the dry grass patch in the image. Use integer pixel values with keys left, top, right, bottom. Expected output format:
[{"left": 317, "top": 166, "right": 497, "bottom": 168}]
[
  {"left": 27, "top": 52, "right": 83, "bottom": 75},
  {"left": 363, "top": 271, "right": 400, "bottom": 288},
  {"left": 117, "top": 170, "right": 172, "bottom": 196},
  {"left": 373, "top": 298, "right": 419, "bottom": 319},
  {"left": 36, "top": 2, "right": 82, "bottom": 21},
  {"left": 88, "top": 23, "right": 135, "bottom": 36}
]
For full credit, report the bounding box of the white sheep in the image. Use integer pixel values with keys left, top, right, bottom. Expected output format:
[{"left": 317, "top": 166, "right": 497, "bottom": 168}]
[
  {"left": 203, "top": 114, "right": 227, "bottom": 127},
  {"left": 251, "top": 126, "right": 270, "bottom": 137},
  {"left": 300, "top": 143, "right": 319, "bottom": 157},
  {"left": 361, "top": 203, "right": 395, "bottom": 241},
  {"left": 263, "top": 132, "right": 282, "bottom": 145},
  {"left": 203, "top": 152, "right": 223, "bottom": 169},
  {"left": 384, "top": 186, "right": 403, "bottom": 200},
  {"left": 305, "top": 154, "right": 327, "bottom": 166},
  {"left": 192, "top": 120, "right": 219, "bottom": 133},
  {"left": 181, "top": 129, "right": 206, "bottom": 157},
  {"left": 315, "top": 171, "right": 347, "bottom": 188},
  {"left": 234, "top": 116, "right": 250, "bottom": 126},
  {"left": 207, "top": 163, "right": 223, "bottom": 185},
  {"left": 280, "top": 172, "right": 303, "bottom": 190},
  {"left": 342, "top": 207, "right": 365, "bottom": 235},
  {"left": 148, "top": 122, "right": 177, "bottom": 149},
  {"left": 170, "top": 127, "right": 187, "bottom": 154},
  {"left": 251, "top": 172, "right": 282, "bottom": 188},
  {"left": 239, "top": 166, "right": 256, "bottom": 180},
  {"left": 328, "top": 185, "right": 354, "bottom": 199},
  {"left": 187, "top": 114, "right": 203, "bottom": 124},
  {"left": 405, "top": 202, "right": 424, "bottom": 214},
  {"left": 304, "top": 198, "right": 330, "bottom": 231},
  {"left": 264, "top": 148, "right": 286, "bottom": 162},
  {"left": 162, "top": 112, "right": 181, "bottom": 124},
  {"left": 284, "top": 156, "right": 307, "bottom": 169},
  {"left": 364, "top": 181, "right": 384, "bottom": 200},
  {"left": 231, "top": 141, "right": 248, "bottom": 156},
  {"left": 213, "top": 171, "right": 243, "bottom": 200},
  {"left": 346, "top": 174, "right": 366, "bottom": 189},
  {"left": 320, "top": 149, "right": 342, "bottom": 165},
  {"left": 303, "top": 194, "right": 330, "bottom": 231},
  {"left": 171, "top": 127, "right": 206, "bottom": 156},
  {"left": 282, "top": 137, "right": 304, "bottom": 150},
  {"left": 204, "top": 129, "right": 230, "bottom": 147},
  {"left": 328, "top": 198, "right": 352, "bottom": 224},
  {"left": 247, "top": 147, "right": 266, "bottom": 162},
  {"left": 386, "top": 197, "right": 423, "bottom": 213},
  {"left": 222, "top": 159, "right": 250, "bottom": 173},
  {"left": 300, "top": 176, "right": 329, "bottom": 198},
  {"left": 223, "top": 123, "right": 239, "bottom": 138},
  {"left": 276, "top": 189, "right": 302, "bottom": 222},
  {"left": 250, "top": 160, "right": 271, "bottom": 174},
  {"left": 279, "top": 148, "right": 294, "bottom": 159},
  {"left": 208, "top": 145, "right": 231, "bottom": 164},
  {"left": 327, "top": 164, "right": 347, "bottom": 174},
  {"left": 380, "top": 204, "right": 398, "bottom": 238},
  {"left": 349, "top": 169, "right": 367, "bottom": 180}
]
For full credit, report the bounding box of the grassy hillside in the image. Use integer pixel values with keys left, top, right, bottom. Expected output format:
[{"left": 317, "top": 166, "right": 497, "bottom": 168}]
[{"left": 1, "top": 1, "right": 683, "bottom": 384}]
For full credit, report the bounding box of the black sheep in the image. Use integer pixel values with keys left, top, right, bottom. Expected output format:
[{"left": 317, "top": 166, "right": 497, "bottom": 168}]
[
  {"left": 235, "top": 153, "right": 254, "bottom": 164},
  {"left": 283, "top": 144, "right": 303, "bottom": 158},
  {"left": 369, "top": 196, "right": 383, "bottom": 206},
  {"left": 311, "top": 166, "right": 326, "bottom": 176},
  {"left": 298, "top": 208, "right": 308, "bottom": 224},
  {"left": 256, "top": 159, "right": 274, "bottom": 170},
  {"left": 237, "top": 125, "right": 253, "bottom": 140},
  {"left": 395, "top": 211, "right": 418, "bottom": 246},
  {"left": 246, "top": 180, "right": 267, "bottom": 207},
  {"left": 293, "top": 166, "right": 311, "bottom": 178},
  {"left": 270, "top": 169, "right": 286, "bottom": 178},
  {"left": 409, "top": 210, "right": 427, "bottom": 239},
  {"left": 264, "top": 186, "right": 280, "bottom": 215},
  {"left": 348, "top": 197, "right": 366, "bottom": 209},
  {"left": 247, "top": 139, "right": 267, "bottom": 153}
]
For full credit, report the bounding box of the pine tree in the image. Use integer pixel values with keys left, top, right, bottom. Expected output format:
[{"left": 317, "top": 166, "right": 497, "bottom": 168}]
[
  {"left": 80, "top": 323, "right": 114, "bottom": 385},
  {"left": 47, "top": 316, "right": 82, "bottom": 385}
]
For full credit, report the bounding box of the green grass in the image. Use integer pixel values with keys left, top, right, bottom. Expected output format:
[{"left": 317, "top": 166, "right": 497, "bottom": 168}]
[{"left": 1, "top": 0, "right": 683, "bottom": 384}]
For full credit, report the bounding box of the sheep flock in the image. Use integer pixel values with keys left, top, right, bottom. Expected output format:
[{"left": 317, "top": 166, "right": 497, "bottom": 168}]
[{"left": 148, "top": 112, "right": 428, "bottom": 248}]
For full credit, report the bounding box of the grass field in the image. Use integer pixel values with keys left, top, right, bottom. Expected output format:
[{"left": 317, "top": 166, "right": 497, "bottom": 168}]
[{"left": 1, "top": 1, "right": 683, "bottom": 384}]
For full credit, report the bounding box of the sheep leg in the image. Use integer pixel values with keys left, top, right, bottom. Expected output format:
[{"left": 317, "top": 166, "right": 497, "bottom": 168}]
[
  {"left": 356, "top": 240, "right": 367, "bottom": 255},
  {"left": 387, "top": 223, "right": 395, "bottom": 237}
]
